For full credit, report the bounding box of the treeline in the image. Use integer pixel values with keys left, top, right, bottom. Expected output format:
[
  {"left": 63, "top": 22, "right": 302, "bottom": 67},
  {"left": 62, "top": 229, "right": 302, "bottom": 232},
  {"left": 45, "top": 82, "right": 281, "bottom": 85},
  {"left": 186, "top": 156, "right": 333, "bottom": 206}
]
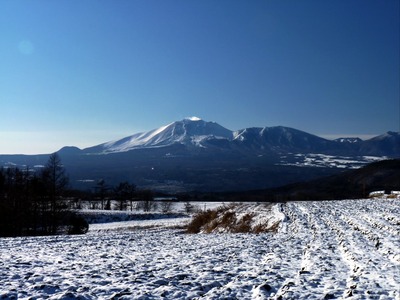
[
  {"left": 75, "top": 180, "right": 157, "bottom": 212},
  {"left": 0, "top": 153, "right": 87, "bottom": 237},
  {"left": 0, "top": 153, "right": 167, "bottom": 237}
]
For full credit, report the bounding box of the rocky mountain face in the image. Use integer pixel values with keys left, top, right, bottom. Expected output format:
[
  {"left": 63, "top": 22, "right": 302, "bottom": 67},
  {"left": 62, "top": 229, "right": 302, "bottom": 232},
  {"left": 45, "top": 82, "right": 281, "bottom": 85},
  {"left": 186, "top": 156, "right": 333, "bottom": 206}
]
[{"left": 1, "top": 118, "right": 398, "bottom": 192}]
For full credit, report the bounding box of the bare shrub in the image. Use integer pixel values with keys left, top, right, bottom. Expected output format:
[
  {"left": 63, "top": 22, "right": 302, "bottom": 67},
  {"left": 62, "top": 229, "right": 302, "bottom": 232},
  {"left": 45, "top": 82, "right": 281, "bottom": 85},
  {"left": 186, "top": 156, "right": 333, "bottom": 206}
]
[
  {"left": 267, "top": 221, "right": 280, "bottom": 233},
  {"left": 68, "top": 214, "right": 89, "bottom": 235},
  {"left": 234, "top": 213, "right": 254, "bottom": 233},
  {"left": 221, "top": 211, "right": 236, "bottom": 227},
  {"left": 186, "top": 210, "right": 218, "bottom": 233},
  {"left": 253, "top": 224, "right": 267, "bottom": 234},
  {"left": 204, "top": 219, "right": 219, "bottom": 233},
  {"left": 387, "top": 194, "right": 398, "bottom": 199},
  {"left": 186, "top": 203, "right": 280, "bottom": 234}
]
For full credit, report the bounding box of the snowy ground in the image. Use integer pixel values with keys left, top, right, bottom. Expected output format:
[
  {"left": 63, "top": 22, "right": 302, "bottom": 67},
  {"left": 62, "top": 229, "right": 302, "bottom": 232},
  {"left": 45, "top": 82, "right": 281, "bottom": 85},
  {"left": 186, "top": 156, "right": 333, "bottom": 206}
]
[
  {"left": 0, "top": 199, "right": 399, "bottom": 299},
  {"left": 278, "top": 153, "right": 386, "bottom": 169}
]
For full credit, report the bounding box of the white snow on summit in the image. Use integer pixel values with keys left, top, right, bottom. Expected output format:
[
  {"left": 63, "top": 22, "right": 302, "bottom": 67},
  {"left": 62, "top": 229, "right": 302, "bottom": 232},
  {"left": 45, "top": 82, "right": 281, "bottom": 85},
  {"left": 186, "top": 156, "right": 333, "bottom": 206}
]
[{"left": 185, "top": 116, "right": 202, "bottom": 121}]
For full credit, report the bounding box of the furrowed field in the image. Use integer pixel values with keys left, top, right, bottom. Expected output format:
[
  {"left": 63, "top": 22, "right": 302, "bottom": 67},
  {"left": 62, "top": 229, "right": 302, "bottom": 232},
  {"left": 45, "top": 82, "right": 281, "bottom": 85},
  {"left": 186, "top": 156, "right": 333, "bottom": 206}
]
[{"left": 0, "top": 199, "right": 399, "bottom": 299}]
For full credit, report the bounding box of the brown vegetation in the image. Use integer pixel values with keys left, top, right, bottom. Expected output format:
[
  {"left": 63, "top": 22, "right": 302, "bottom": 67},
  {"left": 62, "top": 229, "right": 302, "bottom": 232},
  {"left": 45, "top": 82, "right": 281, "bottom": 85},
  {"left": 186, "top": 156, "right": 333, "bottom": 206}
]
[{"left": 186, "top": 203, "right": 280, "bottom": 234}]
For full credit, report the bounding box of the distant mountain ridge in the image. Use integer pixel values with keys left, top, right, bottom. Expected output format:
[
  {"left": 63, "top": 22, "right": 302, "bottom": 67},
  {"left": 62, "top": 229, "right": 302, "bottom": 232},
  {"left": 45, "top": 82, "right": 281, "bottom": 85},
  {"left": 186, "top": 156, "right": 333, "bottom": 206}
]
[
  {"left": 0, "top": 117, "right": 398, "bottom": 192},
  {"left": 80, "top": 117, "right": 399, "bottom": 157}
]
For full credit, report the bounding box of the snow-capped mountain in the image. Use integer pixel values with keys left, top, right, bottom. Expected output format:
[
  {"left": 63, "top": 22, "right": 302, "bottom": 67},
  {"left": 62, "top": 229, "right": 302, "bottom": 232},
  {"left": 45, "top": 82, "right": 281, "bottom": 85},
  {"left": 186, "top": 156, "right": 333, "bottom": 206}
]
[
  {"left": 0, "top": 117, "right": 398, "bottom": 192},
  {"left": 82, "top": 117, "right": 345, "bottom": 155},
  {"left": 84, "top": 117, "right": 233, "bottom": 154},
  {"left": 82, "top": 117, "right": 399, "bottom": 157},
  {"left": 232, "top": 126, "right": 336, "bottom": 153}
]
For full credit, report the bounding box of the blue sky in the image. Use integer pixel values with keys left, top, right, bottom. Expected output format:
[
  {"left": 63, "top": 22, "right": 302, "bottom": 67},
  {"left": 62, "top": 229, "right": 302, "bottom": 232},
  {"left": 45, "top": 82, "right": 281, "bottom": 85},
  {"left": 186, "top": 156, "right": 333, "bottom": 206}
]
[{"left": 1, "top": 0, "right": 399, "bottom": 154}]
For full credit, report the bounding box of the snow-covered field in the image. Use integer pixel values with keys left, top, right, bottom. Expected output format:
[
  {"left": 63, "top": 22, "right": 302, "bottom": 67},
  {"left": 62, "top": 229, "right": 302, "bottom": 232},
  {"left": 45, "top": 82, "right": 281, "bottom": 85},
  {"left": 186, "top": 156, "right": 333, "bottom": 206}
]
[
  {"left": 278, "top": 153, "right": 386, "bottom": 169},
  {"left": 0, "top": 199, "right": 399, "bottom": 299}
]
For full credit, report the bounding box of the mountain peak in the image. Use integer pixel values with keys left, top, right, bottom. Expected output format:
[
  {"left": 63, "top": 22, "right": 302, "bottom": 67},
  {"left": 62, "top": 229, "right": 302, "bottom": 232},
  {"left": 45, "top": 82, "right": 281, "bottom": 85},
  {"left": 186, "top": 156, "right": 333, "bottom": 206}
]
[
  {"left": 57, "top": 146, "right": 82, "bottom": 155},
  {"left": 84, "top": 118, "right": 233, "bottom": 154},
  {"left": 184, "top": 116, "right": 202, "bottom": 121}
]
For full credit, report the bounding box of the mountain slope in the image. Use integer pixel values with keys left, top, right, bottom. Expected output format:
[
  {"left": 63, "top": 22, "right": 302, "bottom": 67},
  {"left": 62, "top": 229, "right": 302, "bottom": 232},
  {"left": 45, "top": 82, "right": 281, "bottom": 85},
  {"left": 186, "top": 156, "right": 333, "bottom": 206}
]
[
  {"left": 359, "top": 131, "right": 400, "bottom": 156},
  {"left": 84, "top": 118, "right": 233, "bottom": 154},
  {"left": 232, "top": 126, "right": 340, "bottom": 154}
]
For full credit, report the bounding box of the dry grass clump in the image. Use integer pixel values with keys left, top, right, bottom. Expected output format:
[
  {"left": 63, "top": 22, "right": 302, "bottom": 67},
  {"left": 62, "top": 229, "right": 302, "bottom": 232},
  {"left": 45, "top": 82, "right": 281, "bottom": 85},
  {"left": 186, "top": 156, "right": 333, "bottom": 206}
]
[
  {"left": 186, "top": 209, "right": 218, "bottom": 234},
  {"left": 234, "top": 213, "right": 254, "bottom": 233},
  {"left": 186, "top": 204, "right": 280, "bottom": 234},
  {"left": 387, "top": 194, "right": 399, "bottom": 199}
]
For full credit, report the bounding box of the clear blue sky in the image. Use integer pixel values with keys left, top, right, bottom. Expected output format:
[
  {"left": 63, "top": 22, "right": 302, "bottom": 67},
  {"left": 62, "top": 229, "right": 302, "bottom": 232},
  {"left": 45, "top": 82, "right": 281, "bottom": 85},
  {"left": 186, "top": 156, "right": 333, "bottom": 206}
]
[{"left": 1, "top": 0, "right": 399, "bottom": 154}]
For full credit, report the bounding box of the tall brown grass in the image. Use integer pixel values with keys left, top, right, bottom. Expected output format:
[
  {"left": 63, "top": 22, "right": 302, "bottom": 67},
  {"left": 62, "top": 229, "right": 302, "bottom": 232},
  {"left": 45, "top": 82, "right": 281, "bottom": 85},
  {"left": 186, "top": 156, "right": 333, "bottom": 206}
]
[{"left": 186, "top": 204, "right": 280, "bottom": 234}]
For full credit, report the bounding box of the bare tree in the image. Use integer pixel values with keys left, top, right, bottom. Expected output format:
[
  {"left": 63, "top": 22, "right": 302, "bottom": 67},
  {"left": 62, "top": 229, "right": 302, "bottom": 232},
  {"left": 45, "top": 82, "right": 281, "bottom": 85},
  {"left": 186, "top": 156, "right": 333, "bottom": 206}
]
[
  {"left": 114, "top": 181, "right": 135, "bottom": 211},
  {"left": 95, "top": 179, "right": 109, "bottom": 210},
  {"left": 138, "top": 189, "right": 155, "bottom": 212},
  {"left": 42, "top": 153, "right": 69, "bottom": 234},
  {"left": 184, "top": 201, "right": 195, "bottom": 213},
  {"left": 160, "top": 201, "right": 175, "bottom": 213}
]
